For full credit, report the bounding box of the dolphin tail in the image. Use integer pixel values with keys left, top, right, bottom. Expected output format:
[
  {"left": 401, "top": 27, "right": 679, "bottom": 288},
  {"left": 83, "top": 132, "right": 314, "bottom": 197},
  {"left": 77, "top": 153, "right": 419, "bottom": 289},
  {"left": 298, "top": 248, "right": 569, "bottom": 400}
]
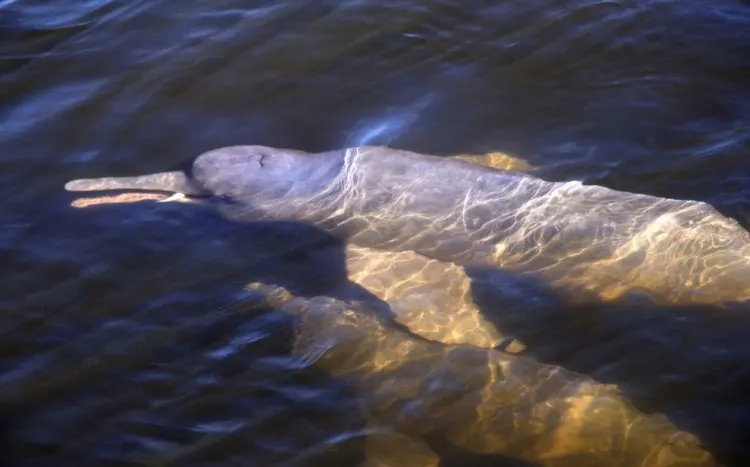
[{"left": 64, "top": 171, "right": 206, "bottom": 196}]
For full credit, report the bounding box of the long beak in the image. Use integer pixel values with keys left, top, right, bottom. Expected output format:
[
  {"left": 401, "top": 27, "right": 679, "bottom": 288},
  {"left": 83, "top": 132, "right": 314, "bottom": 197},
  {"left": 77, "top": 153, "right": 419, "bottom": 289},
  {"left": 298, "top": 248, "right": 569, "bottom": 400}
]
[
  {"left": 64, "top": 171, "right": 205, "bottom": 195},
  {"left": 64, "top": 171, "right": 206, "bottom": 208}
]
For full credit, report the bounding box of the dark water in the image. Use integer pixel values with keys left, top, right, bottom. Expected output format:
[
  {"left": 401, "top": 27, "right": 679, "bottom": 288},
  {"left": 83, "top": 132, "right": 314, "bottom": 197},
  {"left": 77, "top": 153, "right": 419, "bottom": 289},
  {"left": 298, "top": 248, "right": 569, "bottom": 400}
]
[{"left": 2, "top": 0, "right": 750, "bottom": 466}]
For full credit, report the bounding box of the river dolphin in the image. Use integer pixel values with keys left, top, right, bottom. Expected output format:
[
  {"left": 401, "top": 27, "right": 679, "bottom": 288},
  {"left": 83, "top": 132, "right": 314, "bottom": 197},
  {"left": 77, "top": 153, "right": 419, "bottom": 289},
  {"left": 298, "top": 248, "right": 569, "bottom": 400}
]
[
  {"left": 62, "top": 147, "right": 736, "bottom": 464},
  {"left": 65, "top": 145, "right": 750, "bottom": 306},
  {"left": 224, "top": 281, "right": 716, "bottom": 466}
]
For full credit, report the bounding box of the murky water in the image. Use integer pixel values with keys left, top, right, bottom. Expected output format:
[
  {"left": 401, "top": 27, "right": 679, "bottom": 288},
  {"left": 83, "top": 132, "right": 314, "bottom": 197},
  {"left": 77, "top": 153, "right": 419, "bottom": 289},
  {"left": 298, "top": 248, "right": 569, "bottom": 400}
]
[{"left": 2, "top": 0, "right": 750, "bottom": 465}]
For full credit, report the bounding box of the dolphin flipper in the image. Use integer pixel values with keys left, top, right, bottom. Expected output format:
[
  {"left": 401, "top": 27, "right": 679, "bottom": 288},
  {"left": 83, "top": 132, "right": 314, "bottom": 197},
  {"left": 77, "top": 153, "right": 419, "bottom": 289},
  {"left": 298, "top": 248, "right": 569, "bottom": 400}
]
[{"left": 339, "top": 244, "right": 509, "bottom": 349}]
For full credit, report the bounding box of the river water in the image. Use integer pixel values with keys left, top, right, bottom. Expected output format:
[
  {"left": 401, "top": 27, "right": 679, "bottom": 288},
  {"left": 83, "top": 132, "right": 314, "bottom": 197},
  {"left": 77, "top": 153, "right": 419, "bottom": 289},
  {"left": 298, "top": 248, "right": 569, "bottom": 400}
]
[{"left": 2, "top": 1, "right": 750, "bottom": 466}]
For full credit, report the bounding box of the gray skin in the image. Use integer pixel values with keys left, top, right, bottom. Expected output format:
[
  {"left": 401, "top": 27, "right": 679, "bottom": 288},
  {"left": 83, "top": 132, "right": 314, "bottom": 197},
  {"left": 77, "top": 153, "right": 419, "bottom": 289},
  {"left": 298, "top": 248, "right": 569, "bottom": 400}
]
[{"left": 66, "top": 145, "right": 750, "bottom": 306}]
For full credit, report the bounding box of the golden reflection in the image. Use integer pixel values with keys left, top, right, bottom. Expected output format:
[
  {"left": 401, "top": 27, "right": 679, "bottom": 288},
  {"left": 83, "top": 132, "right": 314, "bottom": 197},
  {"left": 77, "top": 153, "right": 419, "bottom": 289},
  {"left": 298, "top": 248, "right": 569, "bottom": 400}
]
[
  {"left": 244, "top": 282, "right": 716, "bottom": 466},
  {"left": 452, "top": 151, "right": 537, "bottom": 173},
  {"left": 341, "top": 244, "right": 508, "bottom": 349}
]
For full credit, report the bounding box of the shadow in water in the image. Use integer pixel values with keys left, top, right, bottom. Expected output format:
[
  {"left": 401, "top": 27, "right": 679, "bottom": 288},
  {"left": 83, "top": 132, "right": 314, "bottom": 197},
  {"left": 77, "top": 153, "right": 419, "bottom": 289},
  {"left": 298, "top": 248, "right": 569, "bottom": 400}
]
[
  {"left": 467, "top": 265, "right": 750, "bottom": 466},
  {"left": 0, "top": 199, "right": 541, "bottom": 467},
  {"left": 0, "top": 201, "right": 367, "bottom": 466}
]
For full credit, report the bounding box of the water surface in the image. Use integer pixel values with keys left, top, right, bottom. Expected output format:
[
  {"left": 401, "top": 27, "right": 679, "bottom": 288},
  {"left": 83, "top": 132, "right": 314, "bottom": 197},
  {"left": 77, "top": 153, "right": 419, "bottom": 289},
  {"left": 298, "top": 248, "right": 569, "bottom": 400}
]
[{"left": 2, "top": 0, "right": 750, "bottom": 465}]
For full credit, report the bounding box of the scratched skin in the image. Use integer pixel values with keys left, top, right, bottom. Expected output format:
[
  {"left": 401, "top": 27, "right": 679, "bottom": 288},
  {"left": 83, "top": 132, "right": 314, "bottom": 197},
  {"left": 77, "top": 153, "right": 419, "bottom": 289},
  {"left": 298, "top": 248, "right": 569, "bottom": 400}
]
[
  {"left": 158, "top": 145, "right": 750, "bottom": 306},
  {"left": 232, "top": 282, "right": 716, "bottom": 467}
]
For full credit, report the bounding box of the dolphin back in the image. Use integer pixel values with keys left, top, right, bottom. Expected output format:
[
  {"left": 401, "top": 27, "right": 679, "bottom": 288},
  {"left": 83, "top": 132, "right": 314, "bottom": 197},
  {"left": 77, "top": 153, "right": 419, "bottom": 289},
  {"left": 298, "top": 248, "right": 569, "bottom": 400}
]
[{"left": 64, "top": 171, "right": 206, "bottom": 196}]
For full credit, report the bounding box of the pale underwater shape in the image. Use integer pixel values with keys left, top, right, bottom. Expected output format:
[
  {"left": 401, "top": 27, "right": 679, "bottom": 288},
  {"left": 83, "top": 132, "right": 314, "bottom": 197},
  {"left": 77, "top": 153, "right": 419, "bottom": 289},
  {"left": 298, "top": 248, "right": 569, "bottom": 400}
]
[{"left": 239, "top": 282, "right": 717, "bottom": 467}]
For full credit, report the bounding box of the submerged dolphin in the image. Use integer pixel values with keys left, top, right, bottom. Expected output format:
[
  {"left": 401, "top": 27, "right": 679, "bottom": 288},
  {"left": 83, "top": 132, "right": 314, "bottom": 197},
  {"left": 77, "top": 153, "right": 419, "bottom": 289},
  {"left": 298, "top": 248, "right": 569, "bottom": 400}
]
[
  {"left": 65, "top": 145, "right": 750, "bottom": 306},
  {"left": 227, "top": 281, "right": 716, "bottom": 466}
]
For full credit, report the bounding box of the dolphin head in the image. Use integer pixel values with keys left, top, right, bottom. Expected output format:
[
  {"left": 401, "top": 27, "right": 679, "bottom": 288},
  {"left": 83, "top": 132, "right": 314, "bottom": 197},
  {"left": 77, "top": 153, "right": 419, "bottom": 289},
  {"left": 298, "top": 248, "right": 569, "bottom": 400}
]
[
  {"left": 191, "top": 145, "right": 344, "bottom": 204},
  {"left": 64, "top": 166, "right": 209, "bottom": 208},
  {"left": 64, "top": 145, "right": 346, "bottom": 215}
]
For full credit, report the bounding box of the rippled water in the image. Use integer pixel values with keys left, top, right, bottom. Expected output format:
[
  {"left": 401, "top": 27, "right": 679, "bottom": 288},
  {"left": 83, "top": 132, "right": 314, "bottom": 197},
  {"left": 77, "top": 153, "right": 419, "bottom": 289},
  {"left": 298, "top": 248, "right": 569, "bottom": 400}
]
[{"left": 2, "top": 0, "right": 750, "bottom": 466}]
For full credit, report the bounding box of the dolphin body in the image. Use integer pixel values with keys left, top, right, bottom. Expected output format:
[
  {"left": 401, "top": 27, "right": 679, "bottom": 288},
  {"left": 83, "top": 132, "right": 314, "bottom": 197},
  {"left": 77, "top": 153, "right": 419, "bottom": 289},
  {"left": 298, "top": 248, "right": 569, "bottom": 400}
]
[
  {"left": 66, "top": 145, "right": 750, "bottom": 306},
  {"left": 226, "top": 281, "right": 717, "bottom": 466}
]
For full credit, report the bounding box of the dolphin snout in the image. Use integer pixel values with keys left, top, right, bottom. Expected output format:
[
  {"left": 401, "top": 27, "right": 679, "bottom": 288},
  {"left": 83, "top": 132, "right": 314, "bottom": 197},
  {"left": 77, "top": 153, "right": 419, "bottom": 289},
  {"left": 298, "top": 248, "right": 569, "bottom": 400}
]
[
  {"left": 65, "top": 178, "right": 111, "bottom": 192},
  {"left": 64, "top": 171, "right": 208, "bottom": 208}
]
